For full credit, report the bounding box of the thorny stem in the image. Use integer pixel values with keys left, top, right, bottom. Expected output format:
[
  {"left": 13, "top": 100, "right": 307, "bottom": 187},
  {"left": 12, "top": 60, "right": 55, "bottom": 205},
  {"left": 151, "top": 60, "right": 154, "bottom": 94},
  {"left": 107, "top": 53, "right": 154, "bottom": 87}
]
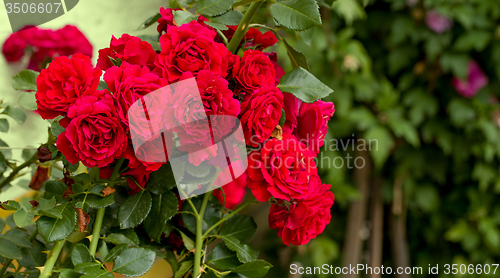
[
  {"left": 192, "top": 193, "right": 211, "bottom": 278},
  {"left": 38, "top": 240, "right": 65, "bottom": 278}
]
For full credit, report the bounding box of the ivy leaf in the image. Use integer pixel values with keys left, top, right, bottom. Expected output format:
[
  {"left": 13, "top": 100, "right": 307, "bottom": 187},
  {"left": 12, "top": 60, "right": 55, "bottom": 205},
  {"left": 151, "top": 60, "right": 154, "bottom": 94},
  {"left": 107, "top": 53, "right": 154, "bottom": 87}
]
[
  {"left": 0, "top": 238, "right": 23, "bottom": 260},
  {"left": 71, "top": 243, "right": 92, "bottom": 266},
  {"left": 137, "top": 13, "right": 161, "bottom": 30},
  {"left": 2, "top": 106, "right": 26, "bottom": 124},
  {"left": 143, "top": 191, "right": 178, "bottom": 242},
  {"left": 36, "top": 203, "right": 77, "bottom": 243},
  {"left": 17, "top": 92, "right": 37, "bottom": 111},
  {"left": 172, "top": 10, "right": 199, "bottom": 26},
  {"left": 221, "top": 235, "right": 258, "bottom": 263},
  {"left": 232, "top": 260, "right": 273, "bottom": 277},
  {"left": 208, "top": 243, "right": 240, "bottom": 271},
  {"left": 219, "top": 215, "right": 257, "bottom": 243},
  {"left": 197, "top": 0, "right": 236, "bottom": 17},
  {"left": 112, "top": 248, "right": 156, "bottom": 277},
  {"left": 278, "top": 67, "right": 333, "bottom": 103},
  {"left": 282, "top": 39, "right": 310, "bottom": 71},
  {"left": 18, "top": 240, "right": 47, "bottom": 269},
  {"left": 174, "top": 260, "right": 193, "bottom": 278},
  {"left": 270, "top": 0, "right": 322, "bottom": 31},
  {"left": 118, "top": 190, "right": 152, "bottom": 229},
  {"left": 104, "top": 244, "right": 128, "bottom": 263},
  {"left": 11, "top": 70, "right": 39, "bottom": 91},
  {"left": 0, "top": 119, "right": 9, "bottom": 133}
]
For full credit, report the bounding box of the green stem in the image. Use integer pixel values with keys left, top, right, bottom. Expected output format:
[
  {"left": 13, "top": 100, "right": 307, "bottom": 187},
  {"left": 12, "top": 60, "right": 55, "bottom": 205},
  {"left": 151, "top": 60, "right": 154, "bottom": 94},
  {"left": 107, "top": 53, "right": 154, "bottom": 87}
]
[
  {"left": 192, "top": 193, "right": 211, "bottom": 278},
  {"left": 89, "top": 207, "right": 105, "bottom": 257},
  {"left": 202, "top": 199, "right": 255, "bottom": 239},
  {"left": 226, "top": 1, "right": 264, "bottom": 54},
  {"left": 0, "top": 152, "right": 37, "bottom": 191},
  {"left": 39, "top": 240, "right": 65, "bottom": 278}
]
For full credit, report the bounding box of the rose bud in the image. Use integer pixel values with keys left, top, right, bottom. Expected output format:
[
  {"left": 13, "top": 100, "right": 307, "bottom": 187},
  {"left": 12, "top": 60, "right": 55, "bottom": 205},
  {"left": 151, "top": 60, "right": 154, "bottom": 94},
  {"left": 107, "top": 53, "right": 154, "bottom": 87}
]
[{"left": 36, "top": 146, "right": 52, "bottom": 162}]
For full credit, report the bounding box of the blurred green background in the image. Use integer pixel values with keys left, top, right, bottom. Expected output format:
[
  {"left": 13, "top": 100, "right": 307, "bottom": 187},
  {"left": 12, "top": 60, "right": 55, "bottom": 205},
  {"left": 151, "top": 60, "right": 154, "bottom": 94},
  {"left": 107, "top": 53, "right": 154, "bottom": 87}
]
[{"left": 3, "top": 0, "right": 500, "bottom": 277}]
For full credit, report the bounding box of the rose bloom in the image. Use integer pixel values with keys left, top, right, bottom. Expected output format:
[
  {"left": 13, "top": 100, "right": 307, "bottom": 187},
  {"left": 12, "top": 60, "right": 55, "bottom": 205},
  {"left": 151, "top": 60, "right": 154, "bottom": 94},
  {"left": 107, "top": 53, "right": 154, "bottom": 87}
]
[
  {"left": 154, "top": 21, "right": 230, "bottom": 82},
  {"left": 220, "top": 26, "right": 278, "bottom": 50},
  {"left": 196, "top": 70, "right": 240, "bottom": 116},
  {"left": 104, "top": 62, "right": 167, "bottom": 128},
  {"left": 295, "top": 100, "right": 335, "bottom": 154},
  {"left": 233, "top": 49, "right": 276, "bottom": 94},
  {"left": 269, "top": 182, "right": 334, "bottom": 245},
  {"left": 240, "top": 86, "right": 283, "bottom": 146},
  {"left": 265, "top": 52, "right": 286, "bottom": 85},
  {"left": 36, "top": 53, "right": 102, "bottom": 119},
  {"left": 247, "top": 133, "right": 320, "bottom": 202},
  {"left": 425, "top": 10, "right": 453, "bottom": 34},
  {"left": 452, "top": 60, "right": 489, "bottom": 98},
  {"left": 97, "top": 34, "right": 157, "bottom": 71},
  {"left": 157, "top": 7, "right": 209, "bottom": 35},
  {"left": 213, "top": 171, "right": 247, "bottom": 210},
  {"left": 57, "top": 91, "right": 128, "bottom": 168}
]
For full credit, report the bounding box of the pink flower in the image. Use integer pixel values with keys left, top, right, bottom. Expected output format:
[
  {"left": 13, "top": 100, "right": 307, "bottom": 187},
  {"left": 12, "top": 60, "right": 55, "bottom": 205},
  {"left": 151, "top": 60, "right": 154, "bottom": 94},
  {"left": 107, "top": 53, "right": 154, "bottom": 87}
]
[
  {"left": 425, "top": 10, "right": 453, "bottom": 33},
  {"left": 452, "top": 60, "right": 488, "bottom": 98}
]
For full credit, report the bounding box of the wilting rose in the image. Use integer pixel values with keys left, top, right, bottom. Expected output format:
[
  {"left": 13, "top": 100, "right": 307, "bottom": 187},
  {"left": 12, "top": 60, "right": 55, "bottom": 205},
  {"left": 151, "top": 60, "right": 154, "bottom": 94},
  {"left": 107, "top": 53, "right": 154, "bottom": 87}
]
[
  {"left": 233, "top": 49, "right": 276, "bottom": 94},
  {"left": 240, "top": 86, "right": 283, "bottom": 146},
  {"left": 452, "top": 60, "right": 489, "bottom": 98},
  {"left": 28, "top": 165, "right": 50, "bottom": 190},
  {"left": 269, "top": 186, "right": 334, "bottom": 245},
  {"left": 36, "top": 53, "right": 101, "bottom": 119},
  {"left": 425, "top": 10, "right": 453, "bottom": 33},
  {"left": 247, "top": 133, "right": 319, "bottom": 202},
  {"left": 154, "top": 21, "right": 229, "bottom": 82},
  {"left": 97, "top": 34, "right": 157, "bottom": 71},
  {"left": 57, "top": 91, "right": 128, "bottom": 168}
]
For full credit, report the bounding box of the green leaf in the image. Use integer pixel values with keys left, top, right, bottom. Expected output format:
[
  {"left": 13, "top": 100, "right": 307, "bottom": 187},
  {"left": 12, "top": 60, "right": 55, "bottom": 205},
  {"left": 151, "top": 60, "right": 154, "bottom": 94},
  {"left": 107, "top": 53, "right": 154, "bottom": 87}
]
[
  {"left": 172, "top": 10, "right": 199, "bottom": 26},
  {"left": 221, "top": 235, "right": 258, "bottom": 263},
  {"left": 181, "top": 197, "right": 222, "bottom": 235},
  {"left": 282, "top": 40, "right": 310, "bottom": 71},
  {"left": 331, "top": 0, "right": 366, "bottom": 25},
  {"left": 169, "top": 0, "right": 184, "bottom": 9},
  {"left": 18, "top": 240, "right": 47, "bottom": 269},
  {"left": 59, "top": 269, "right": 83, "bottom": 278},
  {"left": 209, "top": 243, "right": 240, "bottom": 271},
  {"left": 137, "top": 35, "right": 161, "bottom": 52},
  {"left": 0, "top": 200, "right": 20, "bottom": 211},
  {"left": 178, "top": 230, "right": 195, "bottom": 250},
  {"left": 448, "top": 98, "right": 475, "bottom": 126},
  {"left": 137, "top": 13, "right": 161, "bottom": 30},
  {"left": 36, "top": 203, "right": 77, "bottom": 243},
  {"left": 364, "top": 125, "right": 394, "bottom": 169},
  {"left": 174, "top": 260, "right": 193, "bottom": 278},
  {"left": 0, "top": 119, "right": 9, "bottom": 133},
  {"left": 143, "top": 191, "right": 178, "bottom": 242},
  {"left": 104, "top": 244, "right": 128, "bottom": 263},
  {"left": 147, "top": 163, "right": 179, "bottom": 194},
  {"left": 211, "top": 10, "right": 243, "bottom": 25},
  {"left": 118, "top": 190, "right": 152, "bottom": 229},
  {"left": 440, "top": 53, "right": 469, "bottom": 79},
  {"left": 0, "top": 218, "right": 3, "bottom": 233},
  {"left": 97, "top": 81, "right": 110, "bottom": 91},
  {"left": 85, "top": 195, "right": 115, "bottom": 209},
  {"left": 104, "top": 233, "right": 137, "bottom": 247},
  {"left": 219, "top": 215, "right": 256, "bottom": 243},
  {"left": 112, "top": 248, "right": 156, "bottom": 277},
  {"left": 270, "top": 0, "right": 322, "bottom": 31},
  {"left": 14, "top": 208, "right": 35, "bottom": 228},
  {"left": 233, "top": 0, "right": 259, "bottom": 8},
  {"left": 51, "top": 121, "right": 66, "bottom": 137},
  {"left": 74, "top": 262, "right": 101, "bottom": 274},
  {"left": 17, "top": 92, "right": 37, "bottom": 111},
  {"left": 0, "top": 238, "right": 23, "bottom": 260},
  {"left": 71, "top": 243, "right": 92, "bottom": 266},
  {"left": 43, "top": 180, "right": 67, "bottom": 203},
  {"left": 197, "top": 0, "right": 235, "bottom": 17},
  {"left": 232, "top": 260, "right": 272, "bottom": 277},
  {"left": 278, "top": 67, "right": 333, "bottom": 103},
  {"left": 162, "top": 249, "right": 179, "bottom": 273},
  {"left": 205, "top": 21, "right": 229, "bottom": 30},
  {"left": 453, "top": 31, "right": 491, "bottom": 52},
  {"left": 11, "top": 70, "right": 39, "bottom": 91},
  {"left": 2, "top": 106, "right": 26, "bottom": 124},
  {"left": 3, "top": 228, "right": 32, "bottom": 248}
]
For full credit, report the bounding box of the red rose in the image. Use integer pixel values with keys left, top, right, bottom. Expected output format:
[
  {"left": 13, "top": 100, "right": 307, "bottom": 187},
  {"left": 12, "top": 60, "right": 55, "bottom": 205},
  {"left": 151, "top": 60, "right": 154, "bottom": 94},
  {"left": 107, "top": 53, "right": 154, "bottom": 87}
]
[
  {"left": 213, "top": 171, "right": 247, "bottom": 210},
  {"left": 295, "top": 100, "right": 335, "bottom": 154},
  {"left": 97, "top": 34, "right": 157, "bottom": 71},
  {"left": 220, "top": 26, "right": 278, "bottom": 50},
  {"left": 2, "top": 31, "right": 27, "bottom": 62},
  {"left": 157, "top": 7, "right": 209, "bottom": 35},
  {"left": 154, "top": 21, "right": 229, "bottom": 82},
  {"left": 247, "top": 133, "right": 319, "bottom": 202},
  {"left": 240, "top": 86, "right": 283, "bottom": 146},
  {"left": 233, "top": 49, "right": 276, "bottom": 94},
  {"left": 124, "top": 141, "right": 167, "bottom": 173},
  {"left": 123, "top": 167, "right": 150, "bottom": 195},
  {"left": 57, "top": 91, "right": 128, "bottom": 168},
  {"left": 269, "top": 188, "right": 334, "bottom": 245},
  {"left": 196, "top": 70, "right": 240, "bottom": 116},
  {"left": 282, "top": 93, "right": 300, "bottom": 133},
  {"left": 265, "top": 52, "right": 285, "bottom": 85},
  {"left": 104, "top": 62, "right": 167, "bottom": 128},
  {"left": 36, "top": 53, "right": 101, "bottom": 119}
]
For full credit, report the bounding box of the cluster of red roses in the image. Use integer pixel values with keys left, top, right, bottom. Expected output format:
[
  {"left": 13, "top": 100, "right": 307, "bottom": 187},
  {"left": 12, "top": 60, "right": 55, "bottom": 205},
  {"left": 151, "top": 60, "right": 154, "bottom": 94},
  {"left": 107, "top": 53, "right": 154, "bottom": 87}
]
[
  {"left": 2, "top": 25, "right": 92, "bottom": 71},
  {"left": 34, "top": 7, "right": 335, "bottom": 245}
]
